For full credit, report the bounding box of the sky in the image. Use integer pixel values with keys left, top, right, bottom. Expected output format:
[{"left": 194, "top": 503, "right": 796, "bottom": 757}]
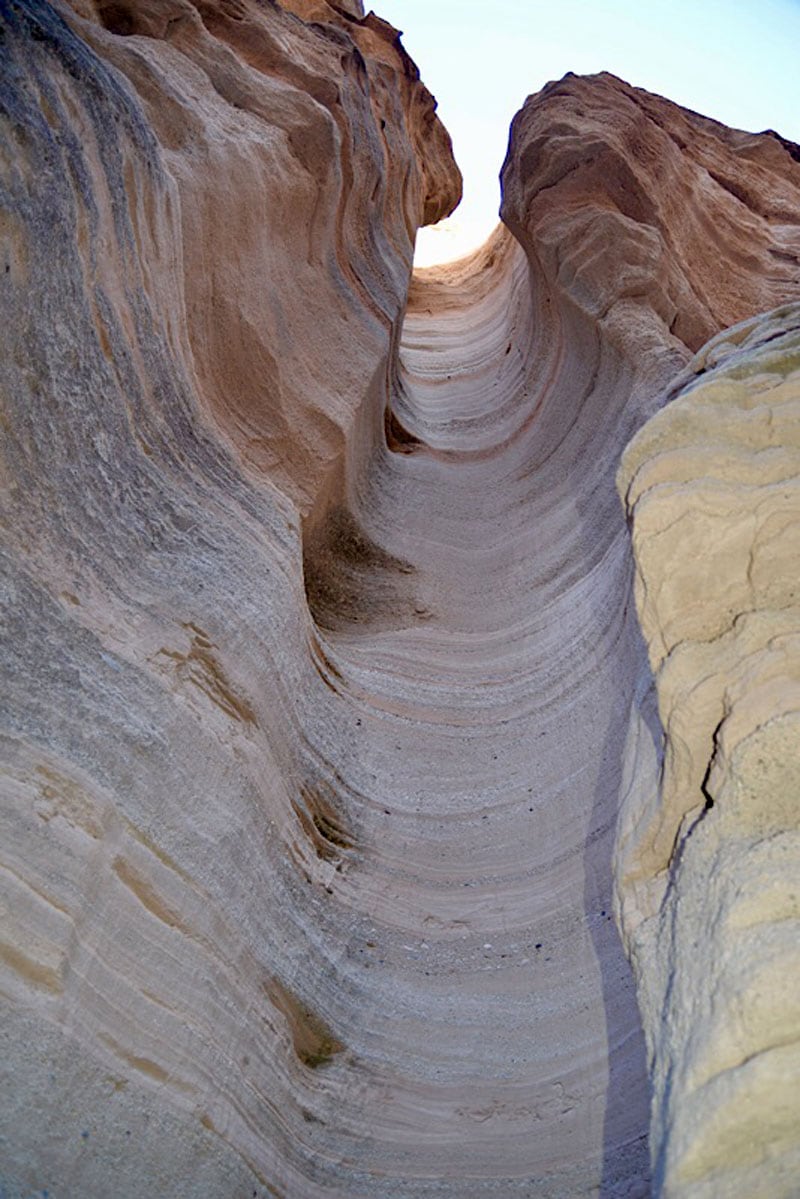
[{"left": 374, "top": 0, "right": 800, "bottom": 266}]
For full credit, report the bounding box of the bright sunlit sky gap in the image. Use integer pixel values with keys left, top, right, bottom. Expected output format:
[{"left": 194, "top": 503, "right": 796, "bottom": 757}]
[{"left": 374, "top": 0, "right": 800, "bottom": 266}]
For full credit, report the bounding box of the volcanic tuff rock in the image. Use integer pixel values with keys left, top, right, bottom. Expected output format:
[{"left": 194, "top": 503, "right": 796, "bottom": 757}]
[
  {"left": 1, "top": 3, "right": 800, "bottom": 1197},
  {"left": 617, "top": 305, "right": 800, "bottom": 1196}
]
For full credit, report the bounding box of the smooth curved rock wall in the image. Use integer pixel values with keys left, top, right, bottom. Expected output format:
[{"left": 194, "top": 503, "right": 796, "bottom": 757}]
[
  {"left": 2, "top": 7, "right": 800, "bottom": 1197},
  {"left": 1, "top": 2, "right": 459, "bottom": 1194}
]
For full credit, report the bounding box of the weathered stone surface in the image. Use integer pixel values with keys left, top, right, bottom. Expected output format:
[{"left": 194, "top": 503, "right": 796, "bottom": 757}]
[
  {"left": 1, "top": 3, "right": 460, "bottom": 1194},
  {"left": 617, "top": 306, "right": 800, "bottom": 1197},
  {"left": 502, "top": 72, "right": 800, "bottom": 354},
  {"left": 2, "top": 5, "right": 800, "bottom": 1196}
]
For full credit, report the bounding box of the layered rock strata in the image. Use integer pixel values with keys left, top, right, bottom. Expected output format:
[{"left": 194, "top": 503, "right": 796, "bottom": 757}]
[
  {"left": 2, "top": 6, "right": 800, "bottom": 1198},
  {"left": 617, "top": 306, "right": 800, "bottom": 1196},
  {"left": 1, "top": 2, "right": 461, "bottom": 1194}
]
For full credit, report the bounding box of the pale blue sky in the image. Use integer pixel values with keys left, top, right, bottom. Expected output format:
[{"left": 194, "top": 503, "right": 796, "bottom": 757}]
[{"left": 374, "top": 0, "right": 800, "bottom": 264}]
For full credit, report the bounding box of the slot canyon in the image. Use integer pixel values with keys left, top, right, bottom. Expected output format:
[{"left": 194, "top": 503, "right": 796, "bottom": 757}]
[{"left": 1, "top": 2, "right": 799, "bottom": 1196}]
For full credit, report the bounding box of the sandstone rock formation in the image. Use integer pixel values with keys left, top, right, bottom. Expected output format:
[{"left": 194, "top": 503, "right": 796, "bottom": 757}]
[
  {"left": 617, "top": 305, "right": 800, "bottom": 1196},
  {"left": 2, "top": 4, "right": 799, "bottom": 1197}
]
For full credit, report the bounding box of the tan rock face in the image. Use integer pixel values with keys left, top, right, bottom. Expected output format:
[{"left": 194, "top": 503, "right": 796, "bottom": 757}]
[
  {"left": 2, "top": 6, "right": 800, "bottom": 1197},
  {"left": 502, "top": 72, "right": 800, "bottom": 353},
  {"left": 616, "top": 307, "right": 800, "bottom": 1196},
  {"left": 48, "top": 0, "right": 460, "bottom": 513}
]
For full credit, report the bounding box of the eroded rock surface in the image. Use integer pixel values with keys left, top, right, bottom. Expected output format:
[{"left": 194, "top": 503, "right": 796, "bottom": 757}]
[
  {"left": 1, "top": 2, "right": 460, "bottom": 1194},
  {"left": 502, "top": 72, "right": 800, "bottom": 354},
  {"left": 617, "top": 306, "right": 800, "bottom": 1197},
  {"left": 2, "top": 5, "right": 800, "bottom": 1197}
]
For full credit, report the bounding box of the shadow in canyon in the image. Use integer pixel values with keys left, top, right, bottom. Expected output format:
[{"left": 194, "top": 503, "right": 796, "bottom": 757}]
[{"left": 580, "top": 553, "right": 661, "bottom": 1197}]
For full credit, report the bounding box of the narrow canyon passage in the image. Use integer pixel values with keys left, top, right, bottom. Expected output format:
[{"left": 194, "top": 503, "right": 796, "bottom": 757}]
[
  {"left": 7, "top": 6, "right": 799, "bottom": 1196},
  {"left": 299, "top": 231, "right": 654, "bottom": 1194}
]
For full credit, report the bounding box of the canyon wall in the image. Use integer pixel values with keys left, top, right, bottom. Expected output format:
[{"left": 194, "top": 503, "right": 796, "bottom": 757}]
[
  {"left": 617, "top": 305, "right": 800, "bottom": 1196},
  {"left": 1, "top": 3, "right": 799, "bottom": 1196},
  {"left": 501, "top": 73, "right": 800, "bottom": 1196}
]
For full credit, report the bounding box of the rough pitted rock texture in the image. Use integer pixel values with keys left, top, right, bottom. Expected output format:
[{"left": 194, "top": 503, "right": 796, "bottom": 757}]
[
  {"left": 616, "top": 305, "right": 800, "bottom": 1197},
  {"left": 2, "top": 4, "right": 800, "bottom": 1196}
]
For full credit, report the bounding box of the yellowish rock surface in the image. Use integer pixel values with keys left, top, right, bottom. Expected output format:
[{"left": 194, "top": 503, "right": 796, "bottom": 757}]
[{"left": 617, "top": 307, "right": 800, "bottom": 1197}]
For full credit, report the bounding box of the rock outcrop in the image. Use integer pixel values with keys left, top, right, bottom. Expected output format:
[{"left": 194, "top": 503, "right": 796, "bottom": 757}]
[
  {"left": 2, "top": 5, "right": 800, "bottom": 1197},
  {"left": 617, "top": 306, "right": 800, "bottom": 1196}
]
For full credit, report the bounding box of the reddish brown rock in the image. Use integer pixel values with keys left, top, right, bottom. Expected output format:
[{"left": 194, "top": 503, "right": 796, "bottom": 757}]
[{"left": 502, "top": 71, "right": 800, "bottom": 353}]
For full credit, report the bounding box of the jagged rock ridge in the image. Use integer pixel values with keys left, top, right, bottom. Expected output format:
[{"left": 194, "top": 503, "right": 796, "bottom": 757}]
[{"left": 1, "top": 4, "right": 799, "bottom": 1197}]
